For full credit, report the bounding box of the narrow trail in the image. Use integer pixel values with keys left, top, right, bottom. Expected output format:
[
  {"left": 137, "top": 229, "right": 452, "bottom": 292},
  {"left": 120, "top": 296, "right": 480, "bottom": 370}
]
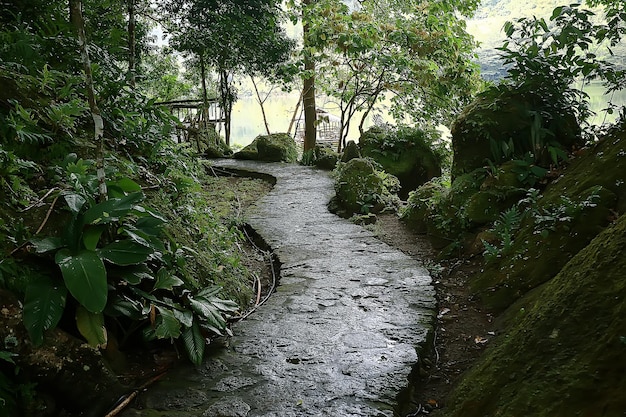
[{"left": 123, "top": 160, "right": 436, "bottom": 417}]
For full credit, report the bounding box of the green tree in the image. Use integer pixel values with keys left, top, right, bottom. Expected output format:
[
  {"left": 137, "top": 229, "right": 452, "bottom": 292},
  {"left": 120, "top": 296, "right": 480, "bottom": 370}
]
[
  {"left": 162, "top": 0, "right": 294, "bottom": 145},
  {"left": 297, "top": 0, "right": 483, "bottom": 151},
  {"left": 497, "top": 0, "right": 626, "bottom": 129}
]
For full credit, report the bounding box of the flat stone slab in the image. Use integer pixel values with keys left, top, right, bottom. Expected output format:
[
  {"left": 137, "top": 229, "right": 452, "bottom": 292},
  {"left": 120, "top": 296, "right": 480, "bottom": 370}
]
[{"left": 122, "top": 160, "right": 435, "bottom": 417}]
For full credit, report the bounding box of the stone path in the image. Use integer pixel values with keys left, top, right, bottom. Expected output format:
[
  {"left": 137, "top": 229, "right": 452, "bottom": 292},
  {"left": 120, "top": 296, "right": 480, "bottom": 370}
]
[{"left": 123, "top": 160, "right": 435, "bottom": 417}]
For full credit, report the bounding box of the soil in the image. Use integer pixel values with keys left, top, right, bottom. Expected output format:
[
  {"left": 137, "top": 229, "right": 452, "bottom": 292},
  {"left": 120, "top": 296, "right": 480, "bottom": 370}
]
[{"left": 372, "top": 214, "right": 494, "bottom": 416}]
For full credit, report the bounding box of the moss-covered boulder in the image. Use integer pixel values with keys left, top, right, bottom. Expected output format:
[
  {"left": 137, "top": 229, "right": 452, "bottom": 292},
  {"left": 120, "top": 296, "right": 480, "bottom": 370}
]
[
  {"left": 464, "top": 187, "right": 526, "bottom": 225},
  {"left": 340, "top": 140, "right": 361, "bottom": 162},
  {"left": 470, "top": 123, "right": 626, "bottom": 311},
  {"left": 313, "top": 145, "right": 339, "bottom": 170},
  {"left": 204, "top": 136, "right": 233, "bottom": 158},
  {"left": 401, "top": 169, "right": 487, "bottom": 249},
  {"left": 333, "top": 158, "right": 399, "bottom": 216},
  {"left": 400, "top": 180, "right": 446, "bottom": 234},
  {"left": 446, "top": 211, "right": 626, "bottom": 417},
  {"left": 233, "top": 139, "right": 259, "bottom": 160},
  {"left": 234, "top": 133, "right": 297, "bottom": 162},
  {"left": 451, "top": 86, "right": 582, "bottom": 179},
  {"left": 360, "top": 125, "right": 442, "bottom": 198},
  {"left": 257, "top": 133, "right": 298, "bottom": 162}
]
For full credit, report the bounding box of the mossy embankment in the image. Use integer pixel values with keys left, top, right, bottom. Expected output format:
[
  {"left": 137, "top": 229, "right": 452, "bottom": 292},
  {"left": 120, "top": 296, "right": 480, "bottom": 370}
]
[
  {"left": 442, "top": 124, "right": 625, "bottom": 415},
  {"left": 446, "top": 209, "right": 626, "bottom": 417},
  {"left": 401, "top": 113, "right": 626, "bottom": 415}
]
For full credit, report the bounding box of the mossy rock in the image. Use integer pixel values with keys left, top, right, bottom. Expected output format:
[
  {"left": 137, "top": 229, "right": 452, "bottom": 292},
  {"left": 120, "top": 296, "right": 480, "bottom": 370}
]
[
  {"left": 401, "top": 170, "right": 486, "bottom": 249},
  {"left": 400, "top": 180, "right": 445, "bottom": 234},
  {"left": 450, "top": 86, "right": 582, "bottom": 179},
  {"left": 257, "top": 133, "right": 298, "bottom": 162},
  {"left": 540, "top": 120, "right": 626, "bottom": 213},
  {"left": 313, "top": 145, "right": 339, "bottom": 170},
  {"left": 468, "top": 122, "right": 625, "bottom": 310},
  {"left": 204, "top": 137, "right": 233, "bottom": 158},
  {"left": 471, "top": 185, "right": 617, "bottom": 311},
  {"left": 334, "top": 158, "right": 385, "bottom": 215},
  {"left": 447, "top": 169, "right": 487, "bottom": 207},
  {"left": 360, "top": 126, "right": 442, "bottom": 198},
  {"left": 447, "top": 211, "right": 626, "bottom": 417},
  {"left": 340, "top": 140, "right": 361, "bottom": 162},
  {"left": 233, "top": 133, "right": 297, "bottom": 162},
  {"left": 233, "top": 140, "right": 259, "bottom": 160},
  {"left": 464, "top": 187, "right": 526, "bottom": 225},
  {"left": 480, "top": 160, "right": 526, "bottom": 189}
]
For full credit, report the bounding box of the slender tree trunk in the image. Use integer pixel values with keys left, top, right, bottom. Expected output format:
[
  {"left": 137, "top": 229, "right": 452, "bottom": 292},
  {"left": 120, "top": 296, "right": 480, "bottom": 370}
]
[
  {"left": 358, "top": 73, "right": 385, "bottom": 140},
  {"left": 199, "top": 52, "right": 214, "bottom": 150},
  {"left": 219, "top": 69, "right": 233, "bottom": 145},
  {"left": 302, "top": 0, "right": 317, "bottom": 152},
  {"left": 127, "top": 0, "right": 136, "bottom": 88},
  {"left": 69, "top": 0, "right": 107, "bottom": 202},
  {"left": 251, "top": 76, "right": 271, "bottom": 135},
  {"left": 200, "top": 53, "right": 209, "bottom": 128},
  {"left": 287, "top": 90, "right": 303, "bottom": 136}
]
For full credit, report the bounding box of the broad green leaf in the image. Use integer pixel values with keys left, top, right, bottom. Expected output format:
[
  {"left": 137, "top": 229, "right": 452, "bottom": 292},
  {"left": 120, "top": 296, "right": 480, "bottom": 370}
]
[
  {"left": 83, "top": 192, "right": 144, "bottom": 225},
  {"left": 104, "top": 294, "right": 144, "bottom": 319},
  {"left": 133, "top": 206, "right": 168, "bottom": 223},
  {"left": 153, "top": 268, "right": 184, "bottom": 291},
  {"left": 111, "top": 177, "right": 142, "bottom": 193},
  {"left": 189, "top": 296, "right": 227, "bottom": 331},
  {"left": 172, "top": 308, "right": 193, "bottom": 328},
  {"left": 0, "top": 351, "right": 16, "bottom": 364},
  {"left": 75, "top": 305, "right": 107, "bottom": 348},
  {"left": 207, "top": 298, "right": 239, "bottom": 313},
  {"left": 182, "top": 321, "right": 205, "bottom": 366},
  {"left": 154, "top": 306, "right": 181, "bottom": 339},
  {"left": 134, "top": 216, "right": 166, "bottom": 236},
  {"left": 197, "top": 286, "right": 221, "bottom": 298},
  {"left": 30, "top": 237, "right": 65, "bottom": 253},
  {"left": 82, "top": 226, "right": 105, "bottom": 251},
  {"left": 114, "top": 264, "right": 154, "bottom": 285},
  {"left": 23, "top": 279, "right": 67, "bottom": 346},
  {"left": 122, "top": 225, "right": 166, "bottom": 252},
  {"left": 99, "top": 240, "right": 153, "bottom": 266},
  {"left": 64, "top": 193, "right": 86, "bottom": 214},
  {"left": 56, "top": 249, "right": 107, "bottom": 313}
]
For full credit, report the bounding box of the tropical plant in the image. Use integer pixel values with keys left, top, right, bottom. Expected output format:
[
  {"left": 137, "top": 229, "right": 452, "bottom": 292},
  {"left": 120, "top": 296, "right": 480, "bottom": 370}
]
[
  {"left": 482, "top": 207, "right": 523, "bottom": 263},
  {"left": 23, "top": 159, "right": 239, "bottom": 365}
]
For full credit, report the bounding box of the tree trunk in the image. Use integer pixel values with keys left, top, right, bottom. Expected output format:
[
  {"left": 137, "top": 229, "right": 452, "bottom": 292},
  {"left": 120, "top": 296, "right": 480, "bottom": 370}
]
[
  {"left": 69, "top": 0, "right": 107, "bottom": 202},
  {"left": 200, "top": 53, "right": 209, "bottom": 130},
  {"left": 302, "top": 0, "right": 317, "bottom": 152},
  {"left": 127, "top": 0, "right": 136, "bottom": 88},
  {"left": 287, "top": 90, "right": 303, "bottom": 136},
  {"left": 219, "top": 69, "right": 233, "bottom": 146},
  {"left": 251, "top": 76, "right": 271, "bottom": 135}
]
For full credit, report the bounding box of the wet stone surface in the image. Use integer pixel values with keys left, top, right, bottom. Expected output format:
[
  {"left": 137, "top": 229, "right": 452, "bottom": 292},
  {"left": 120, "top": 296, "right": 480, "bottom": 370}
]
[{"left": 122, "top": 160, "right": 435, "bottom": 417}]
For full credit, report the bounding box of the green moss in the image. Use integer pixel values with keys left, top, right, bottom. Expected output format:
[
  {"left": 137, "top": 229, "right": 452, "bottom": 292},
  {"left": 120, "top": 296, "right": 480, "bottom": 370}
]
[
  {"left": 450, "top": 86, "right": 582, "bottom": 179},
  {"left": 470, "top": 152, "right": 621, "bottom": 311},
  {"left": 313, "top": 145, "right": 339, "bottom": 170},
  {"left": 360, "top": 125, "right": 443, "bottom": 197},
  {"left": 447, "top": 212, "right": 626, "bottom": 417},
  {"left": 400, "top": 180, "right": 446, "bottom": 234},
  {"left": 541, "top": 123, "right": 626, "bottom": 212},
  {"left": 233, "top": 140, "right": 258, "bottom": 160},
  {"left": 333, "top": 158, "right": 400, "bottom": 216},
  {"left": 257, "top": 133, "right": 298, "bottom": 163}
]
